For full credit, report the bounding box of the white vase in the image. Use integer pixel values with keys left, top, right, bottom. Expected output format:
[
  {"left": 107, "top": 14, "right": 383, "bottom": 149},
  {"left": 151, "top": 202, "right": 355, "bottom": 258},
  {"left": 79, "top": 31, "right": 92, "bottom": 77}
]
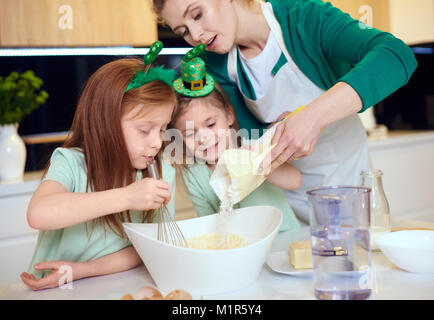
[{"left": 0, "top": 123, "right": 27, "bottom": 182}]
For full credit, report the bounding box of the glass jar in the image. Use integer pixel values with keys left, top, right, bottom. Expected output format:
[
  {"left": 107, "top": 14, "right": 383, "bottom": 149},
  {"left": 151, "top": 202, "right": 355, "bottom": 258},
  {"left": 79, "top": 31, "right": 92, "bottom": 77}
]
[{"left": 361, "top": 169, "right": 391, "bottom": 251}]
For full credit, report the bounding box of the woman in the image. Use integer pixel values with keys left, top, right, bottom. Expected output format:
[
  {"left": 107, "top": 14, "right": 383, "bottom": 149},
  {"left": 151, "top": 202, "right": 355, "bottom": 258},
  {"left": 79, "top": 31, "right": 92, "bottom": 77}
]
[{"left": 154, "top": 0, "right": 417, "bottom": 223}]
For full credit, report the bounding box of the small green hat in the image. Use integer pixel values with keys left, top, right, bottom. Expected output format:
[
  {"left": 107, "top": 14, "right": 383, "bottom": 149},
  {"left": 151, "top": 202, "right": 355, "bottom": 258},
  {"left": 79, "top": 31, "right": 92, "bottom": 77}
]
[{"left": 173, "top": 44, "right": 215, "bottom": 97}]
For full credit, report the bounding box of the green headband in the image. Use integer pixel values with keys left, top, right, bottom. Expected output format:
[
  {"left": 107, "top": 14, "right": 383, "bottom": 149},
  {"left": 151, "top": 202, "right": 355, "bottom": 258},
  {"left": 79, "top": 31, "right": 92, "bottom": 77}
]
[{"left": 125, "top": 41, "right": 176, "bottom": 92}]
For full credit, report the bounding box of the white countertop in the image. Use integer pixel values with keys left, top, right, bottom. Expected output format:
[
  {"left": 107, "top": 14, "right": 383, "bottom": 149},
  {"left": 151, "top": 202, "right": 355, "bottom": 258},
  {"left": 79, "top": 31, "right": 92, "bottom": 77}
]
[
  {"left": 0, "top": 171, "right": 41, "bottom": 198},
  {"left": 367, "top": 129, "right": 434, "bottom": 150},
  {"left": 0, "top": 130, "right": 433, "bottom": 299},
  {"left": 1, "top": 218, "right": 433, "bottom": 300}
]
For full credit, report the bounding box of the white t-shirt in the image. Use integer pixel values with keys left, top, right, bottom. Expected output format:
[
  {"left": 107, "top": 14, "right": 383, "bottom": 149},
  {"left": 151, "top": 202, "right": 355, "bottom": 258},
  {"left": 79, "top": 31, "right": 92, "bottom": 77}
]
[{"left": 238, "top": 30, "right": 281, "bottom": 100}]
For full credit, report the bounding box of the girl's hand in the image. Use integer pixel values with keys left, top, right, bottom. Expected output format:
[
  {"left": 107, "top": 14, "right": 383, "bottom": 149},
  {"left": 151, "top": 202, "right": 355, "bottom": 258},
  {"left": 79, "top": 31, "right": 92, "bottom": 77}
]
[
  {"left": 21, "top": 247, "right": 142, "bottom": 291},
  {"left": 123, "top": 178, "right": 171, "bottom": 211},
  {"left": 268, "top": 107, "right": 322, "bottom": 172},
  {"left": 20, "top": 261, "right": 84, "bottom": 291}
]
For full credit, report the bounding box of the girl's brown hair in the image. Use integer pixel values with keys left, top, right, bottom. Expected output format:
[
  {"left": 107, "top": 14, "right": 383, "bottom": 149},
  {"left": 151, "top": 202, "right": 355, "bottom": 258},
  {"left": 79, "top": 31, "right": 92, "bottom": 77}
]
[
  {"left": 173, "top": 83, "right": 236, "bottom": 128},
  {"left": 168, "top": 82, "right": 239, "bottom": 190},
  {"left": 52, "top": 58, "right": 177, "bottom": 238}
]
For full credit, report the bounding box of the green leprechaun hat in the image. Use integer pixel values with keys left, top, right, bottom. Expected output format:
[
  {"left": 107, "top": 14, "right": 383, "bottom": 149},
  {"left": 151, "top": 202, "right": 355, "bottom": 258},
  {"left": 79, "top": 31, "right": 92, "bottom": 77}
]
[{"left": 173, "top": 44, "right": 215, "bottom": 97}]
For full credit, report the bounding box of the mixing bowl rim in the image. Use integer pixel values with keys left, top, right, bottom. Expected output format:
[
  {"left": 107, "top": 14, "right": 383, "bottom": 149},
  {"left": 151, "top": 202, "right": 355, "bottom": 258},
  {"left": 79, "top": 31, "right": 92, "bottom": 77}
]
[
  {"left": 376, "top": 230, "right": 434, "bottom": 249},
  {"left": 123, "top": 206, "right": 283, "bottom": 253}
]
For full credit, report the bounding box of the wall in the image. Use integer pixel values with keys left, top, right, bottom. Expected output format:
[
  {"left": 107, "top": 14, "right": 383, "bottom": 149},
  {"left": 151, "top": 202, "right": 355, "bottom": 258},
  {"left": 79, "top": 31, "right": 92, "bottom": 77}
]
[
  {"left": 388, "top": 0, "right": 434, "bottom": 45},
  {"left": 329, "top": 0, "right": 434, "bottom": 44},
  {"left": 328, "top": 0, "right": 391, "bottom": 32},
  {"left": 0, "top": 0, "right": 157, "bottom": 47}
]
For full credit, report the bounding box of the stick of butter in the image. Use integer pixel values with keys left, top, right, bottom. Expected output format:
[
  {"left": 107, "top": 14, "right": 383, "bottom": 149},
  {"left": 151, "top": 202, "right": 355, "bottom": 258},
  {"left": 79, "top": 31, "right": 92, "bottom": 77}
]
[{"left": 289, "top": 240, "right": 312, "bottom": 269}]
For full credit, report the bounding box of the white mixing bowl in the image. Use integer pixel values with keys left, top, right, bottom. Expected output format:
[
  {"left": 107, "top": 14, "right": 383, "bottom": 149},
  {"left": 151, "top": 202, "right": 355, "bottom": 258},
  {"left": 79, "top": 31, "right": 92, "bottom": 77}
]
[
  {"left": 123, "top": 205, "right": 282, "bottom": 295},
  {"left": 376, "top": 230, "right": 434, "bottom": 274}
]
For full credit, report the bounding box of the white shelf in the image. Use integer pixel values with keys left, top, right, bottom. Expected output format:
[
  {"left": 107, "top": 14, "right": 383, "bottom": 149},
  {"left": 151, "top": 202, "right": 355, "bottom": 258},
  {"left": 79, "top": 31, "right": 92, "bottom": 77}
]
[
  {"left": 368, "top": 130, "right": 434, "bottom": 150},
  {"left": 0, "top": 171, "right": 42, "bottom": 198}
]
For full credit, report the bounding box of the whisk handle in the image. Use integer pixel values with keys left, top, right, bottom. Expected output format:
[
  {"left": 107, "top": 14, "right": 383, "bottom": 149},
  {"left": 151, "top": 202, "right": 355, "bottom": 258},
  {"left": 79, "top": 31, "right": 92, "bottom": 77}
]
[{"left": 147, "top": 160, "right": 160, "bottom": 180}]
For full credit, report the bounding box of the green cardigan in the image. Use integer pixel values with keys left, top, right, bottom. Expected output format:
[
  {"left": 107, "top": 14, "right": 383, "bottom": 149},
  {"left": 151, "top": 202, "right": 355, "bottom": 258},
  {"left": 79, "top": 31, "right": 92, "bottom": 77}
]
[{"left": 202, "top": 0, "right": 417, "bottom": 132}]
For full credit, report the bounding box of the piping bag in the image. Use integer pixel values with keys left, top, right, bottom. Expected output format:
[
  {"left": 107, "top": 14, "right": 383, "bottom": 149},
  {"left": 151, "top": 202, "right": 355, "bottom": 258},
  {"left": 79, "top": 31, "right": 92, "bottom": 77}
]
[{"left": 209, "top": 106, "right": 306, "bottom": 205}]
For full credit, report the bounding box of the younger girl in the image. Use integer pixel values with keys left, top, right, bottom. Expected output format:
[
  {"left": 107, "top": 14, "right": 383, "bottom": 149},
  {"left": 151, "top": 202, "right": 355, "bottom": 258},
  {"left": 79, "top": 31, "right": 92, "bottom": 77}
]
[
  {"left": 169, "top": 54, "right": 301, "bottom": 231},
  {"left": 20, "top": 58, "right": 178, "bottom": 290}
]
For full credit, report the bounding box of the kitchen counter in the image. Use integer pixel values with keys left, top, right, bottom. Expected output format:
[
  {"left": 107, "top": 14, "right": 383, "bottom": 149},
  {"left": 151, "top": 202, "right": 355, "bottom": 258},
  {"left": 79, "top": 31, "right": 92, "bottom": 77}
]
[
  {"left": 0, "top": 129, "right": 433, "bottom": 290},
  {"left": 0, "top": 171, "right": 42, "bottom": 198},
  {"left": 367, "top": 129, "right": 434, "bottom": 150},
  {"left": 1, "top": 218, "right": 433, "bottom": 300},
  {"left": 366, "top": 130, "right": 434, "bottom": 221}
]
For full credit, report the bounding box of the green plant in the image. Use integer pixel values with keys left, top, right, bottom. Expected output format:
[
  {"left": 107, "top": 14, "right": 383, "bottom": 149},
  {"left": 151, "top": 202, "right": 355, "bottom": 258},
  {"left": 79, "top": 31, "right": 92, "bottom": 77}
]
[{"left": 0, "top": 70, "right": 49, "bottom": 125}]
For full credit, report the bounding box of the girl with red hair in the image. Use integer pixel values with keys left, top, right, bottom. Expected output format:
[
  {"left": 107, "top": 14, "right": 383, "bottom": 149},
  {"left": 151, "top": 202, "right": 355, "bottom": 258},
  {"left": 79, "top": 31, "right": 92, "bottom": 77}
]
[{"left": 20, "top": 58, "right": 177, "bottom": 290}]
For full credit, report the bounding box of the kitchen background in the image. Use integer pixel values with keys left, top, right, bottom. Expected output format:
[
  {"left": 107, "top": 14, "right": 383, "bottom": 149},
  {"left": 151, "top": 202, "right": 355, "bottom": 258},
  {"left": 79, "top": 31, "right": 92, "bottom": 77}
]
[
  {"left": 0, "top": 0, "right": 433, "bottom": 286},
  {"left": 0, "top": 0, "right": 433, "bottom": 171}
]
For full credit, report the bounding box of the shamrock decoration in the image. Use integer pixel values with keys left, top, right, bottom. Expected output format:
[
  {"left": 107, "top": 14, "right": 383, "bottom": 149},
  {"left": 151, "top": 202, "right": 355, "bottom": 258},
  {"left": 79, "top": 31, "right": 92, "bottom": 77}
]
[
  {"left": 144, "top": 41, "right": 163, "bottom": 66},
  {"left": 124, "top": 41, "right": 176, "bottom": 93},
  {"left": 183, "top": 43, "right": 206, "bottom": 62}
]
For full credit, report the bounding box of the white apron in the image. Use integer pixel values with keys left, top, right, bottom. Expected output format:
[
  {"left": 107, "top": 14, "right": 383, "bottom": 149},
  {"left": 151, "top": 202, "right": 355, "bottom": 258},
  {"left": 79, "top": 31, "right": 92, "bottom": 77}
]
[{"left": 227, "top": 2, "right": 372, "bottom": 223}]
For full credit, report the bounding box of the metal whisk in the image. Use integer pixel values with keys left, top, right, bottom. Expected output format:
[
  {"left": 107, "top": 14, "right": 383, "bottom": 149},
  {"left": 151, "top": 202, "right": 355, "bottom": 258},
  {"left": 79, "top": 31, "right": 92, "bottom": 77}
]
[{"left": 147, "top": 159, "right": 189, "bottom": 248}]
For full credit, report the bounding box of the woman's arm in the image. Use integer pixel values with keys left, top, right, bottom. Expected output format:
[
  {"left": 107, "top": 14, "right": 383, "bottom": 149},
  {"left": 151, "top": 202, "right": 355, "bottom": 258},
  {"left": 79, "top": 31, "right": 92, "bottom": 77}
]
[
  {"left": 320, "top": 2, "right": 417, "bottom": 112},
  {"left": 268, "top": 0, "right": 417, "bottom": 171},
  {"left": 21, "top": 246, "right": 142, "bottom": 291}
]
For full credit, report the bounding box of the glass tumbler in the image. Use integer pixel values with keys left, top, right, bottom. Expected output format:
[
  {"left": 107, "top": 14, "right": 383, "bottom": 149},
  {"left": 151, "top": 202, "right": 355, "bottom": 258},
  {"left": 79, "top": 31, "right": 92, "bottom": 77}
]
[{"left": 307, "top": 186, "right": 372, "bottom": 300}]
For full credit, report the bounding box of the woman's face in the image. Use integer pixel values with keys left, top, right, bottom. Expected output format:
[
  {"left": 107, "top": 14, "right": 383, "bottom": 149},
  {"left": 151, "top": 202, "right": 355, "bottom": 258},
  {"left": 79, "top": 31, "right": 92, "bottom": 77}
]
[
  {"left": 122, "top": 102, "right": 174, "bottom": 170},
  {"left": 173, "top": 99, "right": 235, "bottom": 165},
  {"left": 160, "top": 0, "right": 238, "bottom": 54}
]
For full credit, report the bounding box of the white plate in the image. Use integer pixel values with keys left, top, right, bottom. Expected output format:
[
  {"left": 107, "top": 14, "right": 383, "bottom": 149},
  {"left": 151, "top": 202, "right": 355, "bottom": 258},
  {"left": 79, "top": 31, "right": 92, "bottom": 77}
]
[{"left": 266, "top": 251, "right": 312, "bottom": 276}]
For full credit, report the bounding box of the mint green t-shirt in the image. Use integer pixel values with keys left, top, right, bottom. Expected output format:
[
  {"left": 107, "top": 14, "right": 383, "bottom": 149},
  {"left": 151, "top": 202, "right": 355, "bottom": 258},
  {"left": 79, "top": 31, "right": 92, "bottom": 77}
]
[
  {"left": 182, "top": 163, "right": 300, "bottom": 232},
  {"left": 28, "top": 147, "right": 176, "bottom": 279}
]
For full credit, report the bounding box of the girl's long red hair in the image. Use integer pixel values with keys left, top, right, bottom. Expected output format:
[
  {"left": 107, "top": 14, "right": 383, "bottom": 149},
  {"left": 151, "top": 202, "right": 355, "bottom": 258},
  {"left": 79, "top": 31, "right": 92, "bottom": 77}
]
[{"left": 56, "top": 58, "right": 177, "bottom": 237}]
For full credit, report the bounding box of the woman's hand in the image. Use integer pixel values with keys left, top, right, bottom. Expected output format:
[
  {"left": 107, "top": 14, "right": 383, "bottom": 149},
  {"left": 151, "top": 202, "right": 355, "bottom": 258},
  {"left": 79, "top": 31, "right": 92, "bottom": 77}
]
[
  {"left": 266, "top": 82, "right": 363, "bottom": 173},
  {"left": 21, "top": 260, "right": 84, "bottom": 291},
  {"left": 123, "top": 178, "right": 171, "bottom": 211},
  {"left": 268, "top": 106, "right": 322, "bottom": 172}
]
